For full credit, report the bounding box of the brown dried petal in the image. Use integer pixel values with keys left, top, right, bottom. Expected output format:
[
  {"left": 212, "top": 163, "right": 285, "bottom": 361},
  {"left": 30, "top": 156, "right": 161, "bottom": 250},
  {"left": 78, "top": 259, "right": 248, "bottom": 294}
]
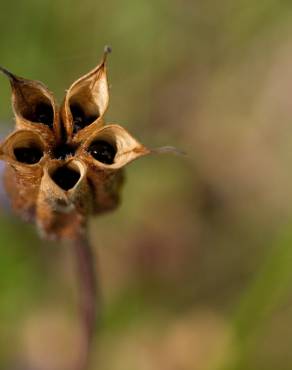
[
  {"left": 36, "top": 159, "right": 91, "bottom": 240},
  {"left": 80, "top": 124, "right": 150, "bottom": 169},
  {"left": 0, "top": 67, "right": 59, "bottom": 143},
  {"left": 61, "top": 49, "right": 110, "bottom": 140}
]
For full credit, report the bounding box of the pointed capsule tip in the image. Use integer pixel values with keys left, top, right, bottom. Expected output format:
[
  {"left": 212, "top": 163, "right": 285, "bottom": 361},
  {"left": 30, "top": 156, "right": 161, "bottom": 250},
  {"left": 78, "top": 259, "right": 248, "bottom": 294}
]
[
  {"left": 101, "top": 45, "right": 112, "bottom": 65},
  {"left": 0, "top": 66, "right": 18, "bottom": 82},
  {"left": 104, "top": 45, "right": 112, "bottom": 54}
]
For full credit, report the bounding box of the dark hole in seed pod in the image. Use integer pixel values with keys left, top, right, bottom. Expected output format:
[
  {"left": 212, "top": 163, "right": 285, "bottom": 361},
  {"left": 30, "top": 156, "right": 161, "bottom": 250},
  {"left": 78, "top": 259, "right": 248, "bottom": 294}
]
[
  {"left": 52, "top": 143, "right": 77, "bottom": 160},
  {"left": 14, "top": 146, "right": 43, "bottom": 164},
  {"left": 51, "top": 166, "right": 80, "bottom": 191},
  {"left": 24, "top": 102, "right": 54, "bottom": 128},
  {"left": 71, "top": 103, "right": 99, "bottom": 133},
  {"left": 88, "top": 140, "right": 116, "bottom": 164}
]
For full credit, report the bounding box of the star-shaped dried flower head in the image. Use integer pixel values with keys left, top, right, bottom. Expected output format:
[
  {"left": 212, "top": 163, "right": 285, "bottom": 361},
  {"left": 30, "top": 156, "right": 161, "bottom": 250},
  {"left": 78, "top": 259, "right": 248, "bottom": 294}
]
[{"left": 0, "top": 48, "right": 151, "bottom": 240}]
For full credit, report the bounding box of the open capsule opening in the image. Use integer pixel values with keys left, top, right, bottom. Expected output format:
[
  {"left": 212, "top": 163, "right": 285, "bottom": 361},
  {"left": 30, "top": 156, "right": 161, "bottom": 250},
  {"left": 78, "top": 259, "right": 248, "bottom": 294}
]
[
  {"left": 14, "top": 146, "right": 43, "bottom": 164},
  {"left": 50, "top": 164, "right": 81, "bottom": 191},
  {"left": 24, "top": 100, "right": 54, "bottom": 128},
  {"left": 87, "top": 139, "right": 116, "bottom": 164},
  {"left": 70, "top": 101, "right": 100, "bottom": 133},
  {"left": 7, "top": 131, "right": 45, "bottom": 165}
]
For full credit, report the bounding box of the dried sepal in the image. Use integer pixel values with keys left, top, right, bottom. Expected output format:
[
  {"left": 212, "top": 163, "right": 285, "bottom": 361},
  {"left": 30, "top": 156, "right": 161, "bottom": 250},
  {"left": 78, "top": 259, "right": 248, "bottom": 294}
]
[
  {"left": 36, "top": 159, "right": 91, "bottom": 240},
  {"left": 61, "top": 47, "right": 111, "bottom": 141},
  {"left": 80, "top": 124, "right": 150, "bottom": 169},
  {"left": 0, "top": 67, "right": 59, "bottom": 143}
]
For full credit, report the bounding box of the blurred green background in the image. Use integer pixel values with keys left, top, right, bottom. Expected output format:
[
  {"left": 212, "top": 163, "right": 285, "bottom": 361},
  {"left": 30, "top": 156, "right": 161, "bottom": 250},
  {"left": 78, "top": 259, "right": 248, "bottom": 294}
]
[{"left": 1, "top": 0, "right": 292, "bottom": 369}]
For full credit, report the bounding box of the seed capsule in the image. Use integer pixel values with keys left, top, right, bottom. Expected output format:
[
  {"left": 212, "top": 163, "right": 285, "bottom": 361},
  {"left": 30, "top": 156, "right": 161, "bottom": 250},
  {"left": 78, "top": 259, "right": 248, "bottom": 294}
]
[{"left": 0, "top": 48, "right": 152, "bottom": 240}]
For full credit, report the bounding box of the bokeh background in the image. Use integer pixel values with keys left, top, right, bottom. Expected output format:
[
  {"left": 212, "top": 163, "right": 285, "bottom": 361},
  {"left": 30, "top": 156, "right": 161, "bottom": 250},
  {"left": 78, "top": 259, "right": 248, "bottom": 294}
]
[{"left": 1, "top": 1, "right": 292, "bottom": 369}]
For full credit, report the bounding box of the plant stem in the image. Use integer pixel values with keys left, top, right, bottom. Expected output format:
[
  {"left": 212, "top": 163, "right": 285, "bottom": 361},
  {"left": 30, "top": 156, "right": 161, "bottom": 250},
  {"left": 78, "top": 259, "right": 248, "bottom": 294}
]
[{"left": 72, "top": 234, "right": 99, "bottom": 370}]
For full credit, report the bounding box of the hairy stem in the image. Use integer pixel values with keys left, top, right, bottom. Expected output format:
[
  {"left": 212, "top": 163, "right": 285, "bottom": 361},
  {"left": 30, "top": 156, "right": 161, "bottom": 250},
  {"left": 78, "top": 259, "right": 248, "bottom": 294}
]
[{"left": 73, "top": 234, "right": 99, "bottom": 370}]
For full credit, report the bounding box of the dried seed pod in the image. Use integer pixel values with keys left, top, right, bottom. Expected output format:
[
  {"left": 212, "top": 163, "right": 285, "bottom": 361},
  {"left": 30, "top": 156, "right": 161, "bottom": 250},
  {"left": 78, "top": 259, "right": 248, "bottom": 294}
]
[
  {"left": 77, "top": 124, "right": 149, "bottom": 214},
  {"left": 0, "top": 67, "right": 59, "bottom": 144},
  {"left": 0, "top": 48, "right": 183, "bottom": 370},
  {"left": 60, "top": 48, "right": 110, "bottom": 142},
  {"left": 36, "top": 159, "right": 90, "bottom": 240},
  {"left": 0, "top": 130, "right": 47, "bottom": 221},
  {"left": 0, "top": 48, "right": 175, "bottom": 240},
  {"left": 80, "top": 124, "right": 150, "bottom": 169}
]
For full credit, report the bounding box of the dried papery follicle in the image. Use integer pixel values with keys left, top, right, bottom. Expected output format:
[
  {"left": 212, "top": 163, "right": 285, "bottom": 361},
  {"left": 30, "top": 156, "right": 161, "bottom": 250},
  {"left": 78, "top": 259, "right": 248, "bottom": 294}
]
[
  {"left": 36, "top": 159, "right": 90, "bottom": 240},
  {"left": 76, "top": 124, "right": 149, "bottom": 214},
  {"left": 81, "top": 124, "right": 150, "bottom": 169},
  {"left": 1, "top": 130, "right": 46, "bottom": 221},
  {"left": 61, "top": 47, "right": 111, "bottom": 141},
  {"left": 0, "top": 66, "right": 60, "bottom": 143}
]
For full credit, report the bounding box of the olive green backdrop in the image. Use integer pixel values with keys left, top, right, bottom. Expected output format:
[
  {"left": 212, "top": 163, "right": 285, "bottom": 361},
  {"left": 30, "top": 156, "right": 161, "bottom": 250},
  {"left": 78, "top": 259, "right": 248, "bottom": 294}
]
[{"left": 1, "top": 1, "right": 292, "bottom": 369}]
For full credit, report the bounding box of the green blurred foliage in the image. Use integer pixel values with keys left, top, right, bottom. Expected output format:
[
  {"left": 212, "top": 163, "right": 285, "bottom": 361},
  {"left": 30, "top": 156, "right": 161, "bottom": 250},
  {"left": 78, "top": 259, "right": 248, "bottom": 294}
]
[{"left": 1, "top": 0, "right": 292, "bottom": 369}]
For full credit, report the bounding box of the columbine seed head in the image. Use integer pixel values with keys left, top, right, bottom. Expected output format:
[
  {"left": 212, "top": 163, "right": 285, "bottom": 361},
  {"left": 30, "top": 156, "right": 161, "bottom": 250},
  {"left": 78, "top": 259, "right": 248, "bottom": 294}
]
[{"left": 0, "top": 48, "right": 150, "bottom": 240}]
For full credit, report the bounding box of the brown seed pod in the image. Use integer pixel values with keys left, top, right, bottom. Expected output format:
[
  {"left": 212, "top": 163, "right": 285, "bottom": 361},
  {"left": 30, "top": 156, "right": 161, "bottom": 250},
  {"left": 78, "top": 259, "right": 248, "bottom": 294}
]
[
  {"left": 0, "top": 48, "right": 180, "bottom": 241},
  {"left": 0, "top": 49, "right": 184, "bottom": 370},
  {"left": 1, "top": 129, "right": 47, "bottom": 222}
]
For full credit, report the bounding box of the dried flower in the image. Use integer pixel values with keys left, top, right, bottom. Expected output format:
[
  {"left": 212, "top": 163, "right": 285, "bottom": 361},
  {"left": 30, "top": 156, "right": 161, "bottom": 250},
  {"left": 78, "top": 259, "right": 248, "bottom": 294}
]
[{"left": 0, "top": 47, "right": 151, "bottom": 241}]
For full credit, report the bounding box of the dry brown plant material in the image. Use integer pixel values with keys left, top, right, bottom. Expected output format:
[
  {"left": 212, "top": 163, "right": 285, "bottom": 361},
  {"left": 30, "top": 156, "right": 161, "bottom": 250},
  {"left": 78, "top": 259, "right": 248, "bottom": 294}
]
[
  {"left": 0, "top": 47, "right": 147, "bottom": 370},
  {"left": 0, "top": 47, "right": 179, "bottom": 370},
  {"left": 0, "top": 47, "right": 152, "bottom": 241}
]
